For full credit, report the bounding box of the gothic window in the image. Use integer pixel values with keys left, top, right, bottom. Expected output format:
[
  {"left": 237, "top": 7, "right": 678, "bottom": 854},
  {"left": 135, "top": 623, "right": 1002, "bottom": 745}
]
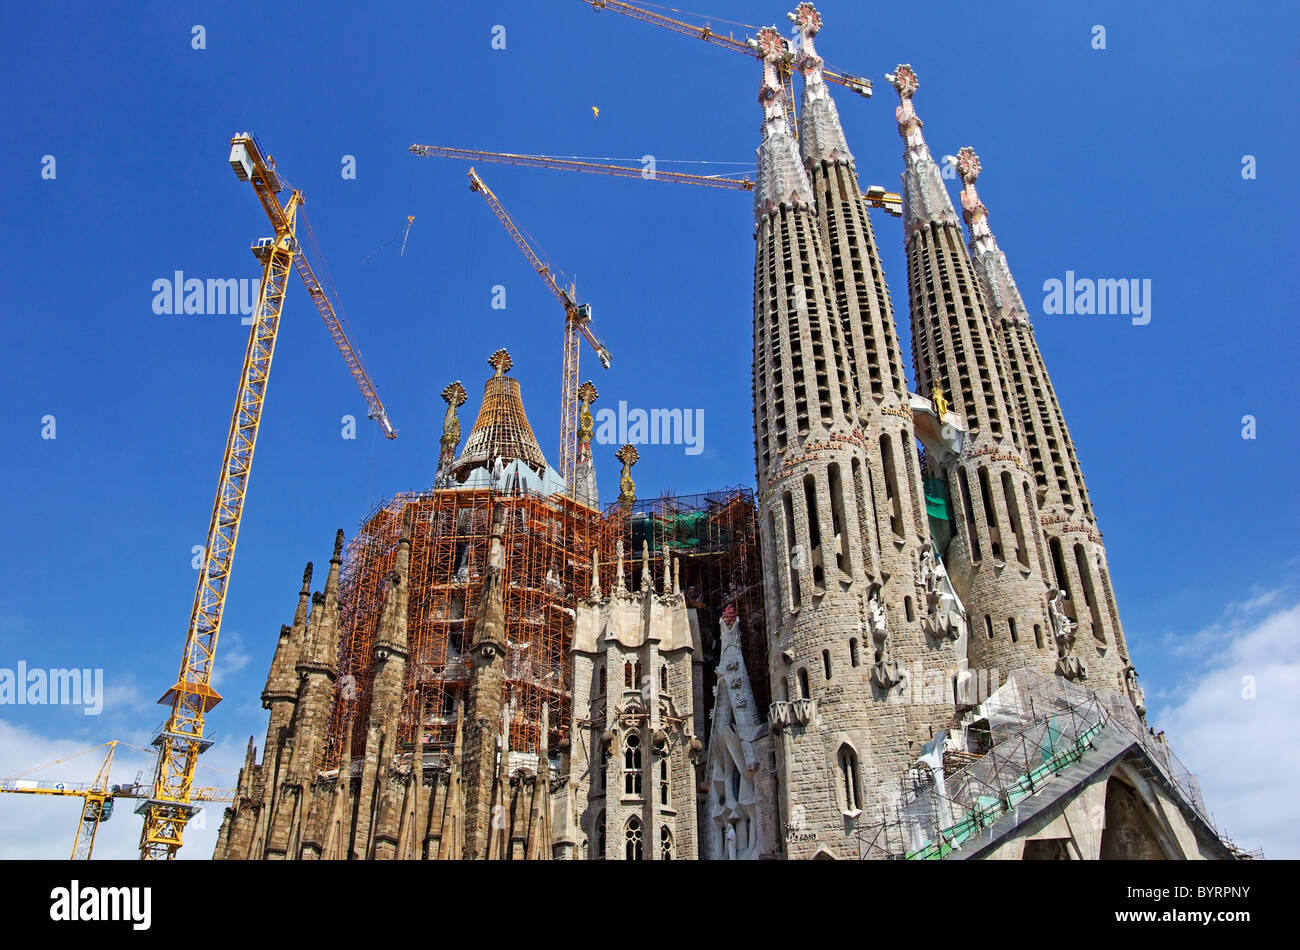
[
  {"left": 782, "top": 491, "right": 801, "bottom": 608},
  {"left": 598, "top": 739, "right": 607, "bottom": 791},
  {"left": 837, "top": 744, "right": 861, "bottom": 812},
  {"left": 598, "top": 665, "right": 606, "bottom": 696},
  {"left": 624, "top": 661, "right": 633, "bottom": 688},
  {"left": 828, "top": 462, "right": 850, "bottom": 574},
  {"left": 803, "top": 474, "right": 825, "bottom": 591},
  {"left": 880, "top": 434, "right": 904, "bottom": 537},
  {"left": 659, "top": 754, "right": 669, "bottom": 805},
  {"left": 625, "top": 816, "right": 643, "bottom": 861},
  {"left": 659, "top": 664, "right": 668, "bottom": 692},
  {"left": 958, "top": 468, "right": 981, "bottom": 561},
  {"left": 1003, "top": 471, "right": 1029, "bottom": 567},
  {"left": 660, "top": 826, "right": 673, "bottom": 861},
  {"left": 624, "top": 731, "right": 642, "bottom": 796},
  {"left": 797, "top": 667, "right": 810, "bottom": 699},
  {"left": 978, "top": 467, "right": 1001, "bottom": 560},
  {"left": 634, "top": 660, "right": 642, "bottom": 690}
]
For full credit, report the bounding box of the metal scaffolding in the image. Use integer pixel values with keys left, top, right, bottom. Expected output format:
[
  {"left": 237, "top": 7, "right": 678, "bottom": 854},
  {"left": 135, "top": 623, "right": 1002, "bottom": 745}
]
[
  {"left": 325, "top": 485, "right": 604, "bottom": 767},
  {"left": 317, "top": 484, "right": 768, "bottom": 773}
]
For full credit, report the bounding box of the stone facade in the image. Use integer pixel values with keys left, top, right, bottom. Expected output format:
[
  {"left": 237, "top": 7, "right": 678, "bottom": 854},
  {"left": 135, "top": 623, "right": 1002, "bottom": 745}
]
[
  {"left": 215, "top": 5, "right": 1227, "bottom": 862},
  {"left": 562, "top": 543, "right": 701, "bottom": 860}
]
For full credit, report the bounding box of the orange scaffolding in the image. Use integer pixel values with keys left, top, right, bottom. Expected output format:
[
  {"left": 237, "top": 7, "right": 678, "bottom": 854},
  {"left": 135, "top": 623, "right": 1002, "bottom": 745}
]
[
  {"left": 324, "top": 485, "right": 604, "bottom": 767},
  {"left": 320, "top": 485, "right": 766, "bottom": 770}
]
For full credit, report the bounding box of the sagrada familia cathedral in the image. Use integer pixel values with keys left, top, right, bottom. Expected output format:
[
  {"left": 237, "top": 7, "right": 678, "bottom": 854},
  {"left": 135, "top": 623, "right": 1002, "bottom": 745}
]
[{"left": 215, "top": 5, "right": 1237, "bottom": 861}]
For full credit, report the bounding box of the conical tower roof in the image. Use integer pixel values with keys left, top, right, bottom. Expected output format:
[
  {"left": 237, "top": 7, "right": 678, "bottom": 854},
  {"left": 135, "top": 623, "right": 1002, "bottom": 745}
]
[{"left": 451, "top": 349, "right": 548, "bottom": 479}]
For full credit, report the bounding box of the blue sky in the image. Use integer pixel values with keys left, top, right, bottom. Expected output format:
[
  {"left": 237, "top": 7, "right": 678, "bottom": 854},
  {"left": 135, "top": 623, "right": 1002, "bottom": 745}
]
[{"left": 0, "top": 0, "right": 1296, "bottom": 858}]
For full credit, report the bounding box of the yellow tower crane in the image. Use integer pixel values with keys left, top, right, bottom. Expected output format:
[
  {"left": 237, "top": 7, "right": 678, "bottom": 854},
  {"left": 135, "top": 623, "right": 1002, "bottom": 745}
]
[
  {"left": 466, "top": 167, "right": 612, "bottom": 491},
  {"left": 2, "top": 741, "right": 234, "bottom": 859},
  {"left": 409, "top": 145, "right": 901, "bottom": 216},
  {"left": 578, "top": 0, "right": 874, "bottom": 139},
  {"left": 138, "top": 133, "right": 397, "bottom": 860}
]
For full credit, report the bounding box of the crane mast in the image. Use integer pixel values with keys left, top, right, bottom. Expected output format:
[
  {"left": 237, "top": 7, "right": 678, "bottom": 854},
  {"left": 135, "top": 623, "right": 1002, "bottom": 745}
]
[
  {"left": 467, "top": 167, "right": 611, "bottom": 490},
  {"left": 138, "top": 133, "right": 395, "bottom": 860},
  {"left": 1, "top": 741, "right": 233, "bottom": 859}
]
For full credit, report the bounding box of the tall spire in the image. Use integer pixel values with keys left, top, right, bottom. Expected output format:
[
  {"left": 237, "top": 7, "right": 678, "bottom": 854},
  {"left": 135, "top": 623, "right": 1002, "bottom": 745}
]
[
  {"left": 791, "top": 4, "right": 853, "bottom": 167},
  {"left": 956, "top": 147, "right": 1133, "bottom": 686},
  {"left": 890, "top": 65, "right": 1056, "bottom": 686},
  {"left": 956, "top": 148, "right": 1030, "bottom": 326},
  {"left": 750, "top": 26, "right": 814, "bottom": 223},
  {"left": 887, "top": 64, "right": 959, "bottom": 237}
]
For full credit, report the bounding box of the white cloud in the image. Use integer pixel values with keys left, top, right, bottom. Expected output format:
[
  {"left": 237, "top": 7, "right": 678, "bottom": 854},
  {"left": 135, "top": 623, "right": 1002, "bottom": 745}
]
[
  {"left": 1154, "top": 598, "right": 1300, "bottom": 858},
  {"left": 0, "top": 719, "right": 244, "bottom": 860}
]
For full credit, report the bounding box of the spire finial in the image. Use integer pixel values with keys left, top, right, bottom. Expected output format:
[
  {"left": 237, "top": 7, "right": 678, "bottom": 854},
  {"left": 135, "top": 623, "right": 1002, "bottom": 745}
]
[
  {"left": 577, "top": 381, "right": 599, "bottom": 461},
  {"left": 488, "top": 348, "right": 513, "bottom": 378},
  {"left": 615, "top": 537, "right": 627, "bottom": 593},
  {"left": 789, "top": 4, "right": 825, "bottom": 81},
  {"left": 615, "top": 444, "right": 639, "bottom": 508},
  {"left": 437, "top": 381, "right": 468, "bottom": 485},
  {"left": 590, "top": 546, "right": 602, "bottom": 600},
  {"left": 332, "top": 529, "right": 345, "bottom": 562},
  {"left": 750, "top": 24, "right": 815, "bottom": 220},
  {"left": 640, "top": 539, "right": 651, "bottom": 594},
  {"left": 301, "top": 561, "right": 313, "bottom": 591},
  {"left": 885, "top": 63, "right": 959, "bottom": 234},
  {"left": 956, "top": 146, "right": 994, "bottom": 250}
]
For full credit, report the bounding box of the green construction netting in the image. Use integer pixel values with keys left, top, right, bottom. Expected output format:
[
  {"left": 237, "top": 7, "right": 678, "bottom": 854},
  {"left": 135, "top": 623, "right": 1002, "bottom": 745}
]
[
  {"left": 924, "top": 478, "right": 950, "bottom": 520},
  {"left": 628, "top": 511, "right": 720, "bottom": 552}
]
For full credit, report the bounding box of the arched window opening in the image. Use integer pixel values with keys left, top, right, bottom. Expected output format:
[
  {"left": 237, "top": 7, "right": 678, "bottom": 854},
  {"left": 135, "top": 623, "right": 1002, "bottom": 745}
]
[
  {"left": 822, "top": 649, "right": 832, "bottom": 680},
  {"left": 797, "top": 667, "right": 810, "bottom": 699},
  {"left": 624, "top": 661, "right": 633, "bottom": 688},
  {"left": 659, "top": 755, "right": 669, "bottom": 805},
  {"left": 598, "top": 665, "right": 606, "bottom": 695},
  {"left": 783, "top": 492, "right": 802, "bottom": 608},
  {"left": 849, "top": 637, "right": 860, "bottom": 668},
  {"left": 804, "top": 474, "right": 825, "bottom": 591},
  {"left": 958, "top": 468, "right": 981, "bottom": 561},
  {"left": 985, "top": 615, "right": 994, "bottom": 640},
  {"left": 828, "top": 462, "right": 851, "bottom": 574},
  {"left": 624, "top": 732, "right": 642, "bottom": 796},
  {"left": 837, "top": 744, "right": 861, "bottom": 812},
  {"left": 1003, "top": 471, "right": 1029, "bottom": 567},
  {"left": 660, "top": 826, "right": 673, "bottom": 861},
  {"left": 660, "top": 664, "right": 669, "bottom": 692},
  {"left": 978, "top": 467, "right": 1002, "bottom": 560},
  {"left": 625, "top": 816, "right": 643, "bottom": 861},
  {"left": 595, "top": 811, "right": 605, "bottom": 858}
]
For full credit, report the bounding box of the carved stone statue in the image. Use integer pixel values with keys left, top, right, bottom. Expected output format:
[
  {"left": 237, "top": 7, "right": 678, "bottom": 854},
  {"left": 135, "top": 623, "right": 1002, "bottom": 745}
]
[
  {"left": 724, "top": 822, "right": 737, "bottom": 861},
  {"left": 867, "top": 587, "right": 888, "bottom": 646},
  {"left": 1048, "top": 589, "right": 1076, "bottom": 654}
]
